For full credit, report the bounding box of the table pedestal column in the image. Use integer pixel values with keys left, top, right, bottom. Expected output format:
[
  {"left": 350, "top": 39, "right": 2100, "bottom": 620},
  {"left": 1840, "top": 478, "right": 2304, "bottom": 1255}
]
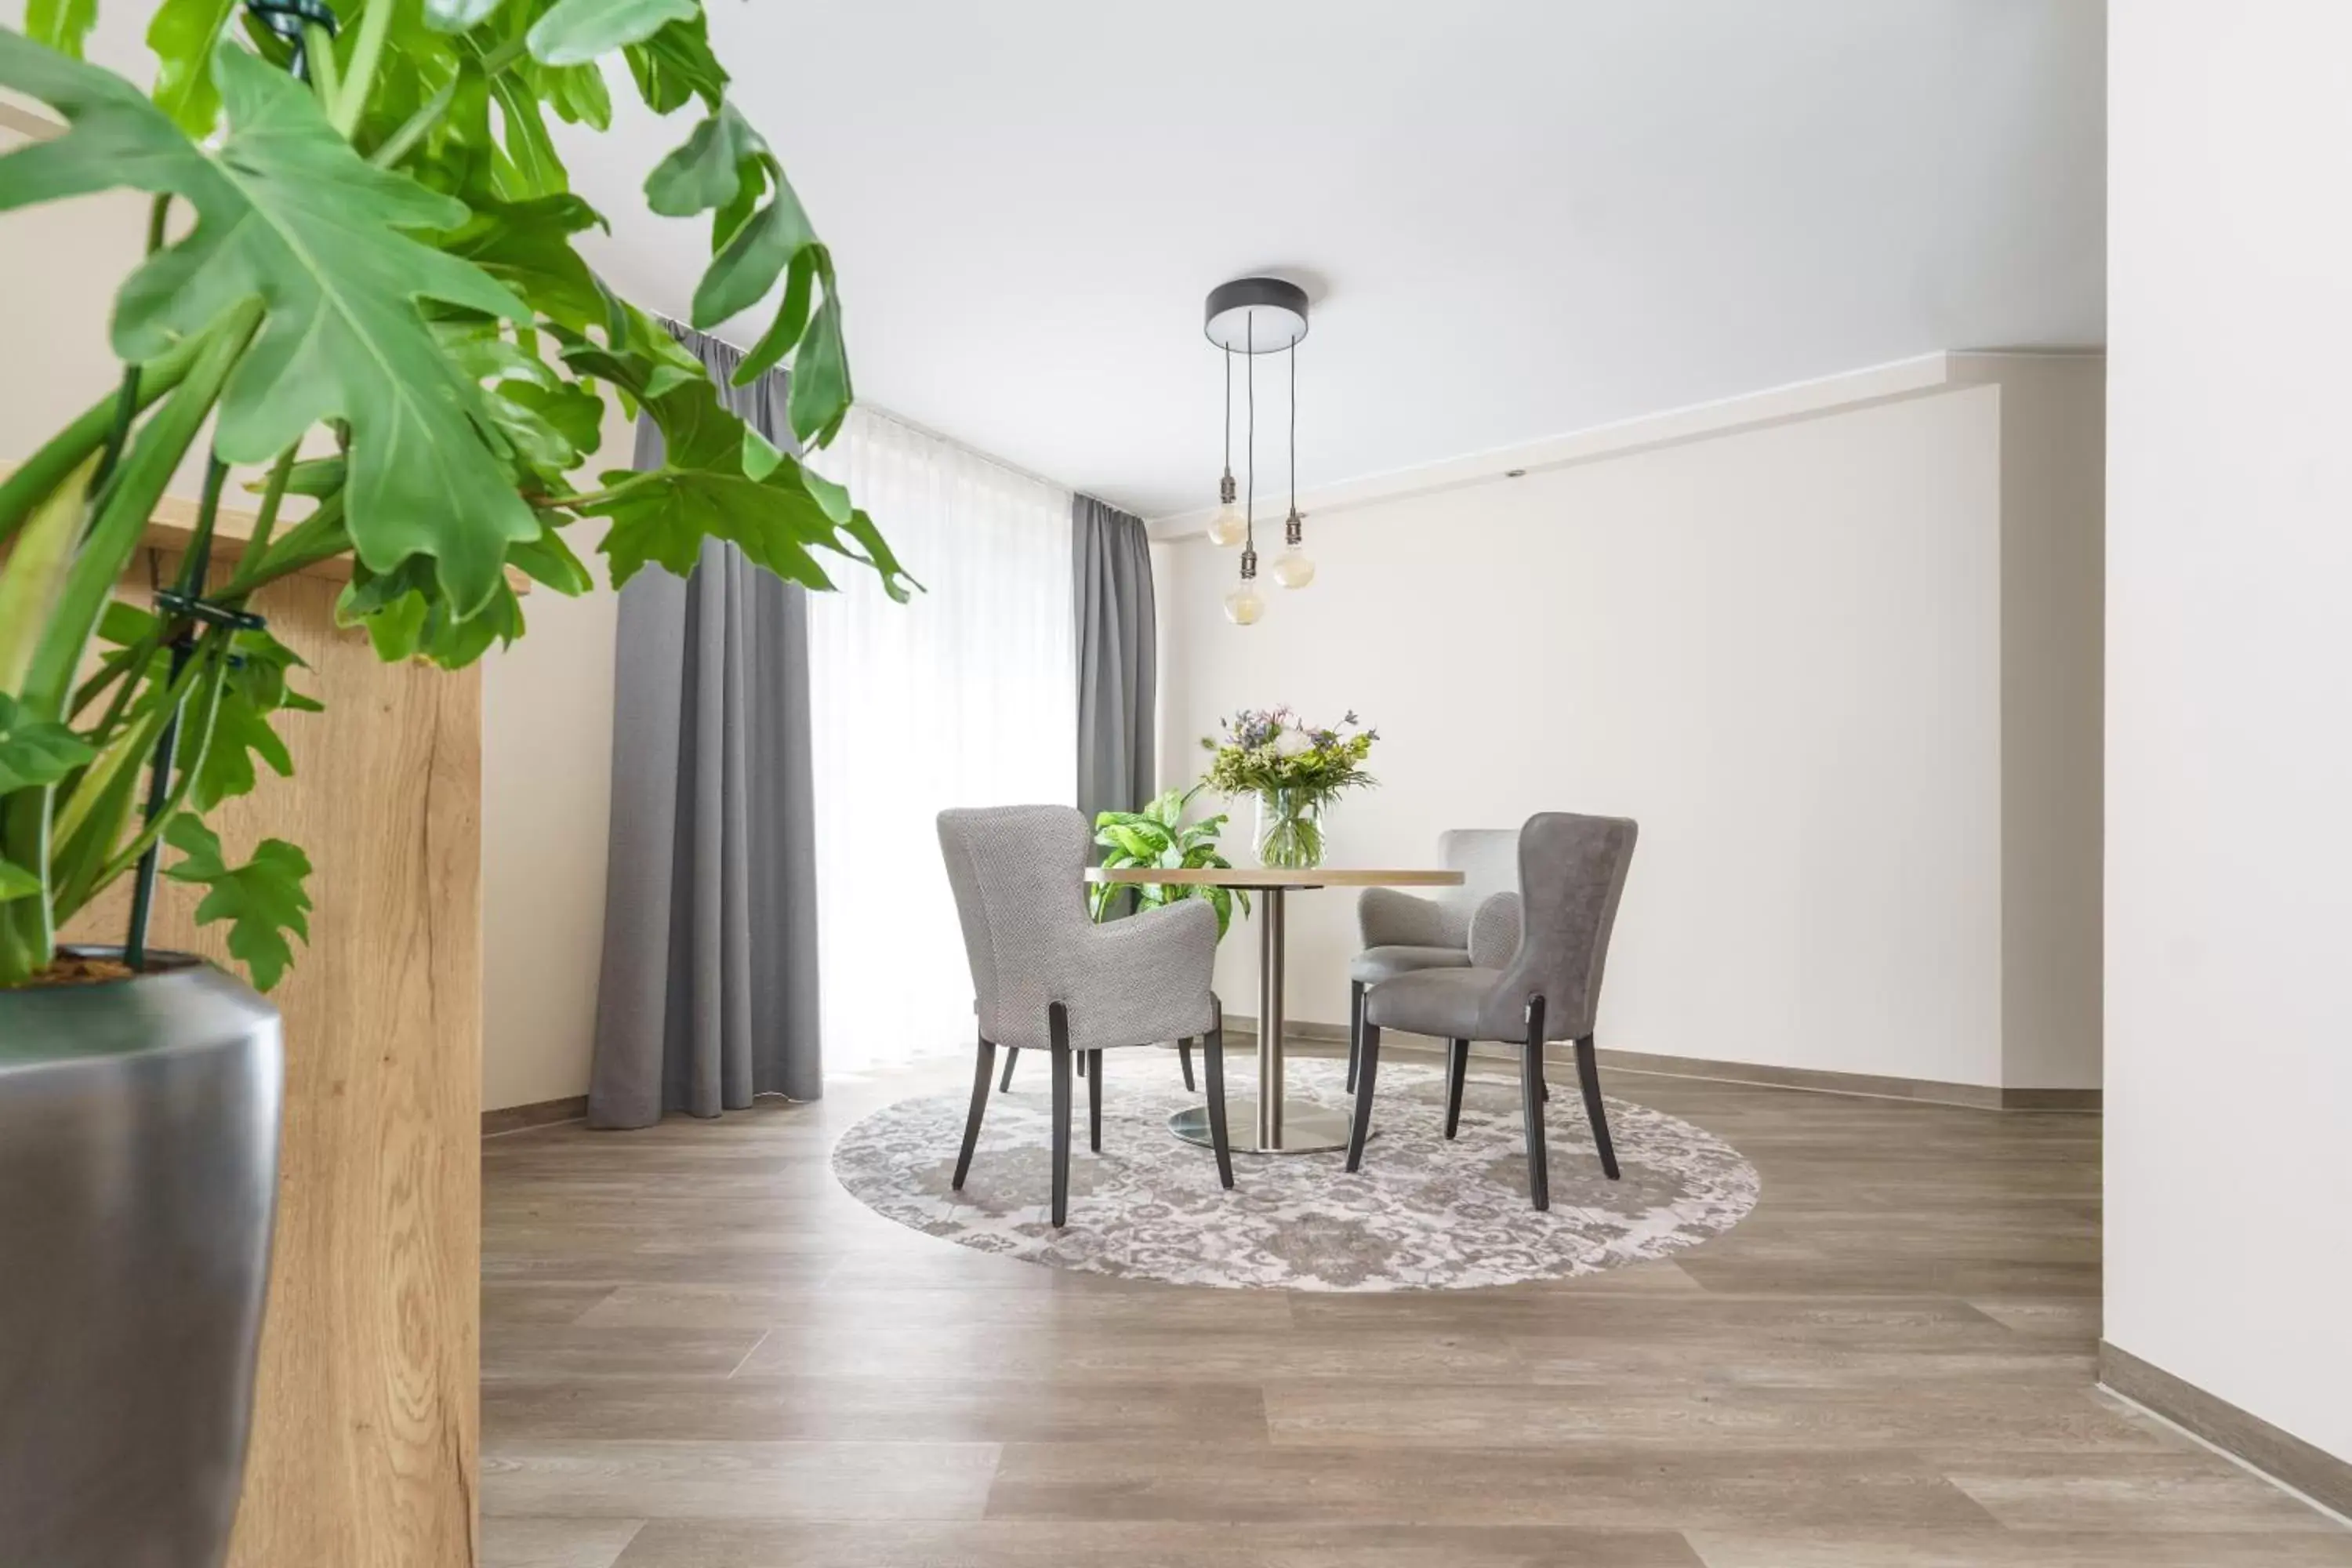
[{"left": 1168, "top": 886, "right": 1356, "bottom": 1156}]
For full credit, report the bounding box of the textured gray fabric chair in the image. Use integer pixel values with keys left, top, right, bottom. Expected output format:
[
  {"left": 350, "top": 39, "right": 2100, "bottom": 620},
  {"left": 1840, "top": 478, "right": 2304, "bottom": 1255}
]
[
  {"left": 1348, "top": 812, "right": 1638, "bottom": 1211},
  {"left": 1347, "top": 828, "right": 1521, "bottom": 1091},
  {"left": 938, "top": 804, "right": 1234, "bottom": 1226},
  {"left": 997, "top": 1029, "right": 1196, "bottom": 1094}
]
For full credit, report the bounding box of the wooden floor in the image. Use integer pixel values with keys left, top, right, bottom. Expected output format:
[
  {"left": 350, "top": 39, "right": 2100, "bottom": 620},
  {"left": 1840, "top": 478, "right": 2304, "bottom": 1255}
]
[{"left": 481, "top": 1052, "right": 2352, "bottom": 1567}]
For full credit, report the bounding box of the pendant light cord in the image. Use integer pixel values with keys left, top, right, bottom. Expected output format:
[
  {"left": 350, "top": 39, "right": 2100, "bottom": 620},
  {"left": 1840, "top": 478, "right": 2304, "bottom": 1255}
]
[
  {"left": 1222, "top": 346, "right": 1232, "bottom": 476},
  {"left": 1288, "top": 335, "right": 1298, "bottom": 516},
  {"left": 1244, "top": 312, "right": 1255, "bottom": 552}
]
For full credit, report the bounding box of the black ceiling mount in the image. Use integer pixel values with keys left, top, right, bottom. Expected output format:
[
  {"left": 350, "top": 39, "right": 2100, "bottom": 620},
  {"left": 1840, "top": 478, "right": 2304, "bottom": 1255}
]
[{"left": 1204, "top": 277, "right": 1309, "bottom": 354}]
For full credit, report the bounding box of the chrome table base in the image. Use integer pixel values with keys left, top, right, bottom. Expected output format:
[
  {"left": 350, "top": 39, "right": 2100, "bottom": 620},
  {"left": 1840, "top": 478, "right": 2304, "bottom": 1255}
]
[
  {"left": 1168, "top": 884, "right": 1367, "bottom": 1156},
  {"left": 1168, "top": 1098, "right": 1356, "bottom": 1156}
]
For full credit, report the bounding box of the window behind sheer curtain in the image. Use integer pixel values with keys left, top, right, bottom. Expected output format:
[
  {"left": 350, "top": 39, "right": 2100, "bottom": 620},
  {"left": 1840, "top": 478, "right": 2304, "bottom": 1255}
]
[{"left": 805, "top": 408, "right": 1076, "bottom": 1072}]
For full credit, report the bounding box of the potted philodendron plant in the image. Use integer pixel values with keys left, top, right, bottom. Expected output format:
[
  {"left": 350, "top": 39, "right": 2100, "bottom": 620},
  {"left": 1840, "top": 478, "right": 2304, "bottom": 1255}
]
[
  {"left": 1089, "top": 784, "right": 1250, "bottom": 936},
  {"left": 0, "top": 4, "right": 910, "bottom": 1562}
]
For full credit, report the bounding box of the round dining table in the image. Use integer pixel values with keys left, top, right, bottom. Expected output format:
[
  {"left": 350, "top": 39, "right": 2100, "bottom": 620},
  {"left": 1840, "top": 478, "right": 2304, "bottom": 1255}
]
[{"left": 1085, "top": 864, "right": 1465, "bottom": 1155}]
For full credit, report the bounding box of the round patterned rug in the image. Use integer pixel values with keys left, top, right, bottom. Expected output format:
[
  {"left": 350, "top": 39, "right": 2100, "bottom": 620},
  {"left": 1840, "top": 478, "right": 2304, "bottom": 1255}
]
[{"left": 831, "top": 1055, "right": 1759, "bottom": 1291}]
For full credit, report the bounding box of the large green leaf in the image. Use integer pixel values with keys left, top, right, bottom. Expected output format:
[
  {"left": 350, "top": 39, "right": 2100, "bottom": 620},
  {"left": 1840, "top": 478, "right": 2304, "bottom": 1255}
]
[
  {"left": 437, "top": 193, "right": 610, "bottom": 331},
  {"left": 24, "top": 0, "right": 97, "bottom": 58},
  {"left": 554, "top": 309, "right": 911, "bottom": 598},
  {"left": 785, "top": 291, "right": 851, "bottom": 445},
  {"left": 0, "top": 38, "right": 539, "bottom": 616},
  {"left": 568, "top": 361, "right": 912, "bottom": 599},
  {"left": 191, "top": 690, "right": 295, "bottom": 811},
  {"left": 527, "top": 0, "right": 698, "bottom": 67},
  {"left": 506, "top": 515, "right": 594, "bottom": 594},
  {"left": 539, "top": 60, "right": 612, "bottom": 129},
  {"left": 187, "top": 624, "right": 316, "bottom": 811},
  {"left": 0, "top": 858, "right": 41, "bottom": 903},
  {"left": 488, "top": 71, "right": 566, "bottom": 198},
  {"left": 684, "top": 162, "right": 855, "bottom": 446},
  {"left": 0, "top": 691, "right": 95, "bottom": 793},
  {"left": 162, "top": 815, "right": 312, "bottom": 993},
  {"left": 147, "top": 0, "right": 240, "bottom": 135},
  {"left": 644, "top": 100, "right": 764, "bottom": 217},
  {"left": 621, "top": 9, "right": 725, "bottom": 112},
  {"left": 691, "top": 169, "right": 816, "bottom": 325}
]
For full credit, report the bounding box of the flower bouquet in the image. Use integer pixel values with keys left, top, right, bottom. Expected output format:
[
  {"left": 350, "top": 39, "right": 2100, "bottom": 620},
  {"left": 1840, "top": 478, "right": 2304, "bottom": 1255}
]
[{"left": 1200, "top": 707, "right": 1377, "bottom": 869}]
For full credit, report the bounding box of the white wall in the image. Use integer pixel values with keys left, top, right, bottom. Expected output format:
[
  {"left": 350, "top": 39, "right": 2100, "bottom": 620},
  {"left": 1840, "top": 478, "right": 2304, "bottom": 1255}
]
[
  {"left": 2106, "top": 1, "right": 2352, "bottom": 1462},
  {"left": 1160, "top": 364, "right": 2102, "bottom": 1092}
]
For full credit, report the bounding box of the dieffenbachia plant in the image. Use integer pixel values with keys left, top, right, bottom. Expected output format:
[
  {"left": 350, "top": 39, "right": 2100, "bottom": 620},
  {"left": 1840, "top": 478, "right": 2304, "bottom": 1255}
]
[
  {"left": 1088, "top": 786, "right": 1250, "bottom": 939},
  {"left": 0, "top": 0, "right": 914, "bottom": 991}
]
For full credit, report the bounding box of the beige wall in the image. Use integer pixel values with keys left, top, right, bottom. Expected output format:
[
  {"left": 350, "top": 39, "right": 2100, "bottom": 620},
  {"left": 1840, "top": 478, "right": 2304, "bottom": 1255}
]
[
  {"left": 1988, "top": 355, "right": 2107, "bottom": 1091},
  {"left": 1, "top": 119, "right": 154, "bottom": 454},
  {"left": 478, "top": 419, "right": 628, "bottom": 1112},
  {"left": 1159, "top": 360, "right": 2103, "bottom": 1092},
  {"left": 2, "top": 114, "right": 621, "bottom": 1113}
]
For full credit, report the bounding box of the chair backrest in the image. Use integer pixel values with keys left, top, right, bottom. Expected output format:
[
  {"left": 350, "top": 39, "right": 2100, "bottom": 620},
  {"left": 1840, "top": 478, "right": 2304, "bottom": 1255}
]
[
  {"left": 1493, "top": 811, "right": 1639, "bottom": 1039},
  {"left": 936, "top": 805, "right": 1093, "bottom": 1036}
]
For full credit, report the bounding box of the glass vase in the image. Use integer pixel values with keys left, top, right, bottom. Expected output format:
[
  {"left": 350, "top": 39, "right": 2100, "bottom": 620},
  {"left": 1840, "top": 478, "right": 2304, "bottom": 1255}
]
[{"left": 1254, "top": 789, "right": 1328, "bottom": 869}]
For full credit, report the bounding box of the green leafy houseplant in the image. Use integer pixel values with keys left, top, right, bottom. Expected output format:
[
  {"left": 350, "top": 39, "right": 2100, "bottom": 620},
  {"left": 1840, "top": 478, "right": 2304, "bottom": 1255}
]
[
  {"left": 1088, "top": 786, "right": 1250, "bottom": 938},
  {"left": 0, "top": 0, "right": 916, "bottom": 992}
]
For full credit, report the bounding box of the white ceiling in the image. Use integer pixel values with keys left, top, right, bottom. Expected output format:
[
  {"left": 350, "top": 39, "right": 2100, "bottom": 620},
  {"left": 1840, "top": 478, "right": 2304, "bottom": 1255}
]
[
  {"left": 90, "top": 1, "right": 2109, "bottom": 519},
  {"left": 575, "top": 0, "right": 2107, "bottom": 518}
]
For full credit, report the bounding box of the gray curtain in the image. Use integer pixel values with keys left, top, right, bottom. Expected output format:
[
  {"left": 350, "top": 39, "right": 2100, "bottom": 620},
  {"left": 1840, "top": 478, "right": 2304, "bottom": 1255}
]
[
  {"left": 1073, "top": 495, "right": 1156, "bottom": 840},
  {"left": 587, "top": 327, "right": 823, "bottom": 1127}
]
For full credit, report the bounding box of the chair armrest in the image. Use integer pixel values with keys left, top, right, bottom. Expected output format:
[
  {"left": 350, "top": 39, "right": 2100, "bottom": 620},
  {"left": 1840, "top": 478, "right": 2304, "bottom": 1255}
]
[
  {"left": 1358, "top": 886, "right": 1467, "bottom": 950},
  {"left": 1050, "top": 898, "right": 1219, "bottom": 1048},
  {"left": 1468, "top": 891, "right": 1522, "bottom": 968}
]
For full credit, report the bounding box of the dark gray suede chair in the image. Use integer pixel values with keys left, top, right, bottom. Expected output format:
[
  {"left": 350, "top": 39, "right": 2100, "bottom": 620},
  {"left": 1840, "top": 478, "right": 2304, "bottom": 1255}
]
[
  {"left": 938, "top": 805, "right": 1235, "bottom": 1227},
  {"left": 1347, "top": 829, "right": 1521, "bottom": 1092},
  {"left": 1347, "top": 811, "right": 1639, "bottom": 1211}
]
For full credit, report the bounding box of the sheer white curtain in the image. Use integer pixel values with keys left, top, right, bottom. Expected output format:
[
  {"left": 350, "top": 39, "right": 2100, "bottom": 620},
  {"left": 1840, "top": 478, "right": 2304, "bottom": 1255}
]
[{"left": 806, "top": 408, "right": 1075, "bottom": 1072}]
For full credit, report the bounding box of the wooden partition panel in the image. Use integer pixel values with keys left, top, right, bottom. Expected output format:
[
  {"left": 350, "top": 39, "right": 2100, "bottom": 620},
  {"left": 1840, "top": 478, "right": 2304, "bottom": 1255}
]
[{"left": 65, "top": 546, "right": 482, "bottom": 1567}]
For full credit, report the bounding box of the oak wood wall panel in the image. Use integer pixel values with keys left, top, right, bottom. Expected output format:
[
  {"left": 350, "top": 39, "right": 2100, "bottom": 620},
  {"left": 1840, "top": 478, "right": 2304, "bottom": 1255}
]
[{"left": 65, "top": 546, "right": 481, "bottom": 1567}]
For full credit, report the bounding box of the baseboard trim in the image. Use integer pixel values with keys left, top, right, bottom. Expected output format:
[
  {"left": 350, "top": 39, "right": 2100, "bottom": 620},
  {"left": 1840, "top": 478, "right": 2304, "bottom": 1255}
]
[
  {"left": 1221, "top": 1017, "right": 2099, "bottom": 1112},
  {"left": 482, "top": 1095, "right": 588, "bottom": 1137},
  {"left": 2100, "top": 1341, "right": 2352, "bottom": 1519}
]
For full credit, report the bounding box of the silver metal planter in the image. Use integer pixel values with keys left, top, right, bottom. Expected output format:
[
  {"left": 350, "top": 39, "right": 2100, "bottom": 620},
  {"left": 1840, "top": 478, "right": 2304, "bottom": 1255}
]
[{"left": 0, "top": 952, "right": 282, "bottom": 1568}]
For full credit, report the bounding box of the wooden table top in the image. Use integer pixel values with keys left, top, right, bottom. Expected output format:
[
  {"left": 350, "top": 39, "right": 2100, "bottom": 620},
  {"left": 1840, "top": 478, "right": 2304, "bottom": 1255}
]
[{"left": 1085, "top": 866, "right": 1464, "bottom": 889}]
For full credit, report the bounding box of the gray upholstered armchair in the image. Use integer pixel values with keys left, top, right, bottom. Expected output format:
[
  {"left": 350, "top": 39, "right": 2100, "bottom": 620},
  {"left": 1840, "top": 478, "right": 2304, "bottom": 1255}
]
[
  {"left": 937, "top": 805, "right": 1236, "bottom": 1227},
  {"left": 1348, "top": 828, "right": 1521, "bottom": 1091},
  {"left": 1348, "top": 811, "right": 1639, "bottom": 1211}
]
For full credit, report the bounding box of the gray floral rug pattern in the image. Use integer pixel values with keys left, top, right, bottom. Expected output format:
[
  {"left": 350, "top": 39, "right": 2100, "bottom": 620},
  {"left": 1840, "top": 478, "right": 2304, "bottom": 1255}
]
[{"left": 830, "top": 1056, "right": 1759, "bottom": 1291}]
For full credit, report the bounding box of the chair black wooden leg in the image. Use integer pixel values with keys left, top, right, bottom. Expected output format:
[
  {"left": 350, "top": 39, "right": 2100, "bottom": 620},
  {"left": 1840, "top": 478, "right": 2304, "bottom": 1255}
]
[
  {"left": 1345, "top": 1022, "right": 1381, "bottom": 1172},
  {"left": 953, "top": 1034, "right": 996, "bottom": 1190},
  {"left": 1203, "top": 1019, "right": 1235, "bottom": 1189},
  {"left": 1076, "top": 1049, "right": 1087, "bottom": 1079},
  {"left": 1178, "top": 1038, "right": 1196, "bottom": 1093},
  {"left": 1444, "top": 1038, "right": 1469, "bottom": 1139},
  {"left": 1347, "top": 980, "right": 1366, "bottom": 1093},
  {"left": 1049, "top": 1005, "right": 1073, "bottom": 1228},
  {"left": 1522, "top": 997, "right": 1551, "bottom": 1211},
  {"left": 997, "top": 1045, "right": 1019, "bottom": 1094},
  {"left": 1576, "top": 1033, "right": 1620, "bottom": 1180},
  {"left": 1087, "top": 1049, "right": 1104, "bottom": 1152}
]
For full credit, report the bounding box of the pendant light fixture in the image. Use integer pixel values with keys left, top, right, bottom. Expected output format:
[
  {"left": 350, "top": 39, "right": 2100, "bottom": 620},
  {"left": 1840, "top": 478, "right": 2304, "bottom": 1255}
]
[
  {"left": 1203, "top": 277, "right": 1308, "bottom": 625},
  {"left": 1205, "top": 348, "right": 1247, "bottom": 548},
  {"left": 1221, "top": 311, "right": 1265, "bottom": 625},
  {"left": 1269, "top": 334, "right": 1315, "bottom": 589}
]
